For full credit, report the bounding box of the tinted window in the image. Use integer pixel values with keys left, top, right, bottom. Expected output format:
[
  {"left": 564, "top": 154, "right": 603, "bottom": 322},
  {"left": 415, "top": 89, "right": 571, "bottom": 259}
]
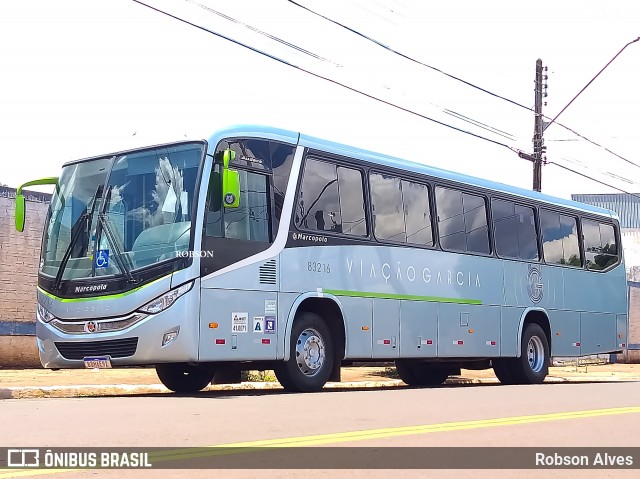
[
  {"left": 270, "top": 142, "right": 295, "bottom": 232},
  {"left": 213, "top": 139, "right": 296, "bottom": 236},
  {"left": 296, "top": 158, "right": 366, "bottom": 236},
  {"left": 583, "top": 220, "right": 618, "bottom": 271},
  {"left": 296, "top": 159, "right": 340, "bottom": 233},
  {"left": 223, "top": 170, "right": 270, "bottom": 242},
  {"left": 402, "top": 180, "right": 433, "bottom": 246},
  {"left": 338, "top": 166, "right": 367, "bottom": 236},
  {"left": 205, "top": 167, "right": 270, "bottom": 242},
  {"left": 370, "top": 174, "right": 433, "bottom": 245},
  {"left": 492, "top": 199, "right": 538, "bottom": 260},
  {"left": 436, "top": 187, "right": 489, "bottom": 254},
  {"left": 370, "top": 173, "right": 405, "bottom": 241},
  {"left": 540, "top": 209, "right": 581, "bottom": 267}
]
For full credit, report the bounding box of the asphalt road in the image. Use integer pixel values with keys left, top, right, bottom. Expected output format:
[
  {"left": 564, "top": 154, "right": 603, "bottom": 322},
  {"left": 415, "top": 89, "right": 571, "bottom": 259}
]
[{"left": 1, "top": 381, "right": 639, "bottom": 479}]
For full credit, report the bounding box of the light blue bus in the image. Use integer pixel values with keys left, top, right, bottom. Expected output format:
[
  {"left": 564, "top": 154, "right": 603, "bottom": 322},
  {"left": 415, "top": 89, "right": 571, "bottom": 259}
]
[{"left": 16, "top": 125, "right": 628, "bottom": 392}]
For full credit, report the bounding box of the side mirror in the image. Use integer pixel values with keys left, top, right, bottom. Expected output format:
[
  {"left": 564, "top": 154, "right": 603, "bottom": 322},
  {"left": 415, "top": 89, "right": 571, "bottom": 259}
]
[
  {"left": 221, "top": 149, "right": 240, "bottom": 208},
  {"left": 15, "top": 177, "right": 59, "bottom": 232},
  {"left": 15, "top": 194, "right": 26, "bottom": 232}
]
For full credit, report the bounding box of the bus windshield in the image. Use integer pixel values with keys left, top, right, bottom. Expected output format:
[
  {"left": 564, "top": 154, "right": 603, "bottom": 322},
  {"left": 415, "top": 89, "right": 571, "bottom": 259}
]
[{"left": 40, "top": 142, "right": 204, "bottom": 282}]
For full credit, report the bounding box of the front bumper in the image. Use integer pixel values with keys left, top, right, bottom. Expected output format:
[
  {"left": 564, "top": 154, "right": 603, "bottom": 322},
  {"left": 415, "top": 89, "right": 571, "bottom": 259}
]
[{"left": 36, "top": 293, "right": 200, "bottom": 369}]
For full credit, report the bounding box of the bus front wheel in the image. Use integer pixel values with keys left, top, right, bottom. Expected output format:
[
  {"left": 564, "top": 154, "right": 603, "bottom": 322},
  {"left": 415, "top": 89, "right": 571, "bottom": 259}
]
[
  {"left": 155, "top": 363, "right": 215, "bottom": 393},
  {"left": 275, "top": 312, "right": 334, "bottom": 392}
]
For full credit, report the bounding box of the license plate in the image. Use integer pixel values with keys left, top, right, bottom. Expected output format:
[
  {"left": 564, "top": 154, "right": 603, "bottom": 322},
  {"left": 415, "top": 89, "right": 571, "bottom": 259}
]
[{"left": 83, "top": 356, "right": 112, "bottom": 369}]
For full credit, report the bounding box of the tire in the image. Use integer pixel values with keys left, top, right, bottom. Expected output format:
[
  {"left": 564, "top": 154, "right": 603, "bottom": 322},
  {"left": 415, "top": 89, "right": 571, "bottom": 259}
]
[
  {"left": 492, "top": 359, "right": 518, "bottom": 385},
  {"left": 395, "top": 360, "right": 450, "bottom": 386},
  {"left": 275, "top": 312, "right": 334, "bottom": 392},
  {"left": 395, "top": 360, "right": 419, "bottom": 385},
  {"left": 155, "top": 363, "right": 215, "bottom": 393},
  {"left": 510, "top": 323, "right": 550, "bottom": 384}
]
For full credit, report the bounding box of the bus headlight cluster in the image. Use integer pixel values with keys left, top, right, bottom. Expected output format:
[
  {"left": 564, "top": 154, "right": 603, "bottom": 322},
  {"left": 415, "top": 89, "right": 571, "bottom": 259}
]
[
  {"left": 37, "top": 302, "right": 55, "bottom": 323},
  {"left": 138, "top": 281, "right": 194, "bottom": 314}
]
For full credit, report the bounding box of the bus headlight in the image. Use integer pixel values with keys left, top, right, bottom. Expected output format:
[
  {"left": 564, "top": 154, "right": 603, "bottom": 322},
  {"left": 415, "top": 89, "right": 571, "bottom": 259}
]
[
  {"left": 138, "top": 281, "right": 194, "bottom": 314},
  {"left": 37, "top": 302, "right": 55, "bottom": 323}
]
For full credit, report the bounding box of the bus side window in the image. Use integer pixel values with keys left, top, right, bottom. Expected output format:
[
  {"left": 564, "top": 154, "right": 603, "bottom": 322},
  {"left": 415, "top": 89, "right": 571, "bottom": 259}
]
[
  {"left": 492, "top": 199, "right": 538, "bottom": 260},
  {"left": 224, "top": 170, "right": 270, "bottom": 242},
  {"left": 369, "top": 174, "right": 433, "bottom": 246},
  {"left": 204, "top": 166, "right": 271, "bottom": 242},
  {"left": 436, "top": 186, "right": 490, "bottom": 254},
  {"left": 296, "top": 158, "right": 366, "bottom": 237},
  {"left": 583, "top": 219, "right": 619, "bottom": 271},
  {"left": 205, "top": 167, "right": 223, "bottom": 237},
  {"left": 370, "top": 173, "right": 405, "bottom": 242},
  {"left": 540, "top": 209, "right": 581, "bottom": 267}
]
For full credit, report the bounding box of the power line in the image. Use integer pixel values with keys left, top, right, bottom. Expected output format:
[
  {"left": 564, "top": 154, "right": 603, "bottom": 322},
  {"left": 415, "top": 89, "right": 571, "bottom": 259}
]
[
  {"left": 131, "top": 0, "right": 518, "bottom": 153},
  {"left": 287, "top": 0, "right": 640, "bottom": 172},
  {"left": 558, "top": 156, "right": 640, "bottom": 187},
  {"left": 549, "top": 122, "right": 640, "bottom": 171},
  {"left": 184, "top": 0, "right": 342, "bottom": 67},
  {"left": 185, "top": 0, "right": 520, "bottom": 142},
  {"left": 547, "top": 161, "right": 640, "bottom": 201},
  {"left": 132, "top": 1, "right": 638, "bottom": 197},
  {"left": 286, "top": 0, "right": 534, "bottom": 112},
  {"left": 544, "top": 36, "right": 640, "bottom": 131}
]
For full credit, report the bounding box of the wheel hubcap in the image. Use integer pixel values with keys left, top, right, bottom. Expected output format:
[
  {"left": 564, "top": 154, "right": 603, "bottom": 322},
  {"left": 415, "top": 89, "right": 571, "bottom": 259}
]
[
  {"left": 295, "top": 328, "right": 325, "bottom": 377},
  {"left": 527, "top": 336, "right": 545, "bottom": 373}
]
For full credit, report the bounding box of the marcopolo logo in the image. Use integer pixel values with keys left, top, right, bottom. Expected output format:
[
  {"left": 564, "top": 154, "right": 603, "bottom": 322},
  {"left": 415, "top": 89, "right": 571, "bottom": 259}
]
[{"left": 74, "top": 284, "right": 108, "bottom": 294}]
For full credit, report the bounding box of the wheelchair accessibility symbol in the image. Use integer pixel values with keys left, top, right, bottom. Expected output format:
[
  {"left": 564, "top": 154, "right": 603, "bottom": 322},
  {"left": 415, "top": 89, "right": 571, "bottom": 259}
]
[{"left": 95, "top": 249, "right": 109, "bottom": 269}]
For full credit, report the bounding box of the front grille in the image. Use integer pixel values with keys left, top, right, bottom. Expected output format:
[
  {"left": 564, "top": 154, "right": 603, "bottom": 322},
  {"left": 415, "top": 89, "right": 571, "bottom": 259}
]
[
  {"left": 50, "top": 313, "right": 147, "bottom": 335},
  {"left": 55, "top": 338, "right": 139, "bottom": 360},
  {"left": 259, "top": 259, "right": 277, "bottom": 284}
]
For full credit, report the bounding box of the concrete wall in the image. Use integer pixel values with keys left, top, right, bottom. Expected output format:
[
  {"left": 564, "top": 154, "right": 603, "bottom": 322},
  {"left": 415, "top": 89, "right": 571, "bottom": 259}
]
[
  {"left": 0, "top": 191, "right": 50, "bottom": 367},
  {"left": 624, "top": 283, "right": 640, "bottom": 363}
]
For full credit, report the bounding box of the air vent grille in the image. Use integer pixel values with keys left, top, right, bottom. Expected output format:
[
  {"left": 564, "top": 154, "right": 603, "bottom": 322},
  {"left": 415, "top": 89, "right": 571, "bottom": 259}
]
[
  {"left": 259, "top": 259, "right": 277, "bottom": 285},
  {"left": 55, "top": 338, "right": 138, "bottom": 360}
]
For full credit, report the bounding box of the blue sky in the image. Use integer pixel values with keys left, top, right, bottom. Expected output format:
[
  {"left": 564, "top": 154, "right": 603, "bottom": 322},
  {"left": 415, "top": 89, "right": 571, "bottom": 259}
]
[{"left": 1, "top": 0, "right": 638, "bottom": 199}]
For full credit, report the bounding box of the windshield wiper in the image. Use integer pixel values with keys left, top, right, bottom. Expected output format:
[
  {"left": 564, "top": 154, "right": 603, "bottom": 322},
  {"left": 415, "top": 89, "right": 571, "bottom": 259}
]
[
  {"left": 52, "top": 184, "right": 103, "bottom": 291},
  {"left": 93, "top": 185, "right": 136, "bottom": 283},
  {"left": 97, "top": 212, "right": 135, "bottom": 283}
]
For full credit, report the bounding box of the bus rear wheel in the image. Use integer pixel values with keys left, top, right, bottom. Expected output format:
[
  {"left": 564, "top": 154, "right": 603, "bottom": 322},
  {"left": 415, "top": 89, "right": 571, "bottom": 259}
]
[
  {"left": 155, "top": 363, "right": 215, "bottom": 393},
  {"left": 496, "top": 323, "right": 549, "bottom": 385},
  {"left": 275, "top": 312, "right": 334, "bottom": 392},
  {"left": 395, "top": 360, "right": 450, "bottom": 386}
]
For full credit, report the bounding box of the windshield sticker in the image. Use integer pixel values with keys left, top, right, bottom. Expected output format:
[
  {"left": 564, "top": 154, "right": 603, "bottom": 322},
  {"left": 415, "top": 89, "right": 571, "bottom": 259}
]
[
  {"left": 253, "top": 316, "right": 265, "bottom": 333},
  {"left": 232, "top": 312, "right": 248, "bottom": 333},
  {"left": 265, "top": 316, "right": 276, "bottom": 334},
  {"left": 95, "top": 250, "right": 109, "bottom": 269}
]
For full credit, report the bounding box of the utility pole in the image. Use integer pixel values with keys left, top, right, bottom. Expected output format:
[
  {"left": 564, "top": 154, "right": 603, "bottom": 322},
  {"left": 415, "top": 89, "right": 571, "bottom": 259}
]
[{"left": 532, "top": 59, "right": 547, "bottom": 192}]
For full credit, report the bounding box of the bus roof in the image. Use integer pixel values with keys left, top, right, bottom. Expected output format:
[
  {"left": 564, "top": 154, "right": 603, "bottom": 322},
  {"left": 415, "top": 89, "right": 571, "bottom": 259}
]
[
  {"left": 206, "top": 124, "right": 617, "bottom": 220},
  {"left": 62, "top": 123, "right": 619, "bottom": 221},
  {"left": 295, "top": 129, "right": 618, "bottom": 221}
]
